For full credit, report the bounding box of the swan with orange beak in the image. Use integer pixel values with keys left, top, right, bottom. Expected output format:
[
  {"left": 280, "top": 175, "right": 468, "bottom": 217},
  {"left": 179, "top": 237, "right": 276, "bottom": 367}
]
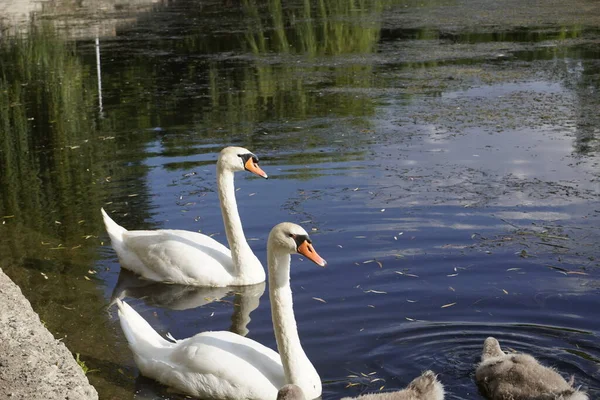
[
  {"left": 102, "top": 146, "right": 270, "bottom": 286},
  {"left": 116, "top": 222, "right": 326, "bottom": 400}
]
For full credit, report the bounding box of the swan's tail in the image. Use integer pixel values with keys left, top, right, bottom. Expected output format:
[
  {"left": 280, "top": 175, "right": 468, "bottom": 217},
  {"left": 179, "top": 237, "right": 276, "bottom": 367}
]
[
  {"left": 101, "top": 208, "right": 127, "bottom": 244},
  {"left": 116, "top": 299, "right": 172, "bottom": 357}
]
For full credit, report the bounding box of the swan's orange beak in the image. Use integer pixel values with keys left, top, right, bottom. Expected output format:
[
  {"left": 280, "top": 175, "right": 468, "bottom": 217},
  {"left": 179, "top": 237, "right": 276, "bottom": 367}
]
[
  {"left": 244, "top": 157, "right": 268, "bottom": 179},
  {"left": 297, "top": 240, "right": 327, "bottom": 267}
]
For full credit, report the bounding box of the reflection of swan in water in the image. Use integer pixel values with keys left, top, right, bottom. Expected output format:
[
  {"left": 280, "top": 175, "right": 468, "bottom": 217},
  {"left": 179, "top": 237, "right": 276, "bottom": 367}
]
[
  {"left": 110, "top": 268, "right": 265, "bottom": 336},
  {"left": 277, "top": 370, "right": 444, "bottom": 400},
  {"left": 476, "top": 337, "right": 588, "bottom": 400}
]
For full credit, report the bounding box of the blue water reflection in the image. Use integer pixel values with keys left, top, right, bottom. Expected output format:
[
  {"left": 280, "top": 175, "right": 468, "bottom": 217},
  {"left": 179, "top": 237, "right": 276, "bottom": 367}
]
[{"left": 1, "top": 0, "right": 600, "bottom": 399}]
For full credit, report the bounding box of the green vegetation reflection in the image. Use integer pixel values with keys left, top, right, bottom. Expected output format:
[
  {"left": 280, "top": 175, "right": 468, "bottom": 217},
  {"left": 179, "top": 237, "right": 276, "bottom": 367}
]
[
  {"left": 199, "top": 0, "right": 390, "bottom": 139},
  {"left": 242, "top": 0, "right": 385, "bottom": 56},
  {"left": 0, "top": 23, "right": 151, "bottom": 399}
]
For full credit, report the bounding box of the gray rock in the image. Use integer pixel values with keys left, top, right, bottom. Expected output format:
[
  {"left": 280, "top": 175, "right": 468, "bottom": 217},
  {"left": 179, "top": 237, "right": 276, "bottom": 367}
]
[{"left": 0, "top": 268, "right": 98, "bottom": 400}]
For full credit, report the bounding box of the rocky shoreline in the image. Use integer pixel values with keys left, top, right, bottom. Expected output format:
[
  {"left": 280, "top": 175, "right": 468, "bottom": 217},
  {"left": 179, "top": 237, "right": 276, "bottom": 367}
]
[{"left": 0, "top": 269, "right": 98, "bottom": 400}]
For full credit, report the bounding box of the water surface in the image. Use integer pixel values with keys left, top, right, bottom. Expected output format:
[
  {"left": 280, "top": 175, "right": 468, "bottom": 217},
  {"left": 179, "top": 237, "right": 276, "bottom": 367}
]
[{"left": 1, "top": 0, "right": 599, "bottom": 399}]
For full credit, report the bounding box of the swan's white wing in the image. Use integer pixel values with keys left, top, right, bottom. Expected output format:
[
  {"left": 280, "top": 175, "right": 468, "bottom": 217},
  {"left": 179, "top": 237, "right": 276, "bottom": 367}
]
[
  {"left": 122, "top": 229, "right": 236, "bottom": 285},
  {"left": 167, "top": 331, "right": 284, "bottom": 399}
]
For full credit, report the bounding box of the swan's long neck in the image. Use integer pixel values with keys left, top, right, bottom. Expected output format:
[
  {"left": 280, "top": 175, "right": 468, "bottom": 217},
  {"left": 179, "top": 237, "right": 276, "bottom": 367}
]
[
  {"left": 217, "top": 165, "right": 254, "bottom": 275},
  {"left": 268, "top": 249, "right": 315, "bottom": 387}
]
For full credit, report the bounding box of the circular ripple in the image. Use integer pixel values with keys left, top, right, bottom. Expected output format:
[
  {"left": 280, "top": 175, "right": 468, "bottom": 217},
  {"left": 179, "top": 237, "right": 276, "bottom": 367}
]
[{"left": 329, "top": 321, "right": 600, "bottom": 399}]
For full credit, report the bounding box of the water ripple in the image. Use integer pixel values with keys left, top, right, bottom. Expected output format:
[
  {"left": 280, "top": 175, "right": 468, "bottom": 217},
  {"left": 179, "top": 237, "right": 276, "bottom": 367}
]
[{"left": 329, "top": 321, "right": 600, "bottom": 399}]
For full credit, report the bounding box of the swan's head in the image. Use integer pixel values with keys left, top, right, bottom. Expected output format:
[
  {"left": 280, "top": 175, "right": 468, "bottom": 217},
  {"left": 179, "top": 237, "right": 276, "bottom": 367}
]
[
  {"left": 269, "top": 222, "right": 327, "bottom": 267},
  {"left": 218, "top": 146, "right": 268, "bottom": 178}
]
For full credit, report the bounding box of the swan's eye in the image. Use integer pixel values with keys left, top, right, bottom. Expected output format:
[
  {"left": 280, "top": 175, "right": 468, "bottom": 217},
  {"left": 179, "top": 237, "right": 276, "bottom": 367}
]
[
  {"left": 288, "top": 233, "right": 295, "bottom": 238},
  {"left": 237, "top": 153, "right": 258, "bottom": 165}
]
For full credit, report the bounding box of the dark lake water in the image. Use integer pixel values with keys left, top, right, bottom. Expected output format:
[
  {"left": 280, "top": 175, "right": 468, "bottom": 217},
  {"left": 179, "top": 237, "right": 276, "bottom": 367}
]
[{"left": 1, "top": 0, "right": 600, "bottom": 399}]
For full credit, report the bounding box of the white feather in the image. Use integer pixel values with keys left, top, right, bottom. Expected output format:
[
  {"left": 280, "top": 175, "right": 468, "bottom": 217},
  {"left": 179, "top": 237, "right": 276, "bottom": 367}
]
[
  {"left": 115, "top": 223, "right": 322, "bottom": 400},
  {"left": 101, "top": 146, "right": 265, "bottom": 287}
]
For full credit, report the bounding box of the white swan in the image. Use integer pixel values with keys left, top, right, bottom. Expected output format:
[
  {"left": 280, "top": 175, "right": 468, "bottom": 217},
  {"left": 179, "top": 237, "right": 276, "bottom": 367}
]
[
  {"left": 116, "top": 222, "right": 326, "bottom": 400},
  {"left": 102, "top": 146, "right": 268, "bottom": 286},
  {"left": 277, "top": 370, "right": 444, "bottom": 400},
  {"left": 475, "top": 337, "right": 588, "bottom": 400}
]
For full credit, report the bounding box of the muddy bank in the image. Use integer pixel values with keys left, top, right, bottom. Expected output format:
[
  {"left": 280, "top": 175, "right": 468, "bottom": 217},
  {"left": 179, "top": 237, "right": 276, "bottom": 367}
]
[{"left": 0, "top": 269, "right": 98, "bottom": 400}]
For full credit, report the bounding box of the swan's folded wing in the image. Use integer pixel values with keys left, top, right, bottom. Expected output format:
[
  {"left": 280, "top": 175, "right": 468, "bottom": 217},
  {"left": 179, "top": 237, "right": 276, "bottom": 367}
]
[
  {"left": 122, "top": 230, "right": 235, "bottom": 284},
  {"left": 169, "top": 331, "right": 284, "bottom": 398}
]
